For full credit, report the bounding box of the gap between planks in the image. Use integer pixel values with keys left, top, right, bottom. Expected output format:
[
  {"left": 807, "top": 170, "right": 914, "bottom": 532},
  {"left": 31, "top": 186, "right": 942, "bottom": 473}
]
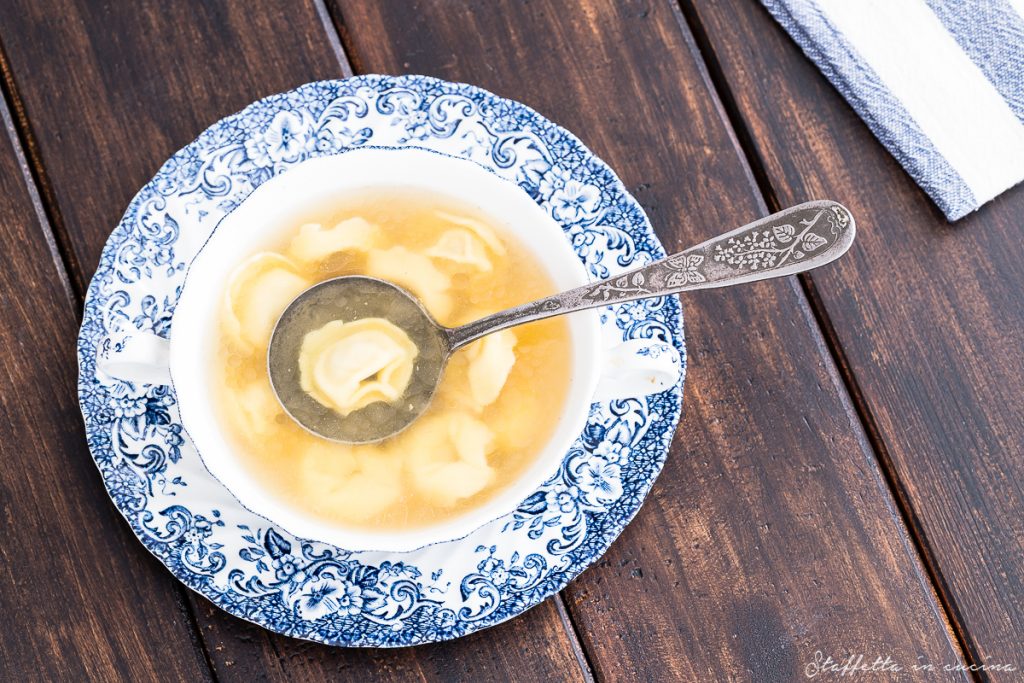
[
  {"left": 0, "top": 28, "right": 223, "bottom": 683},
  {"left": 670, "top": 0, "right": 981, "bottom": 677},
  {"left": 0, "top": 36, "right": 82, "bottom": 306}
]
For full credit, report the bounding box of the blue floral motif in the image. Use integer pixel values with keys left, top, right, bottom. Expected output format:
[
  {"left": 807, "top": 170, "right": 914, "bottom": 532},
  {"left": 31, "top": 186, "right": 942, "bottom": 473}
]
[
  {"left": 574, "top": 457, "right": 623, "bottom": 507},
  {"left": 76, "top": 75, "right": 685, "bottom": 647},
  {"left": 296, "top": 577, "right": 360, "bottom": 620},
  {"left": 594, "top": 439, "right": 630, "bottom": 464},
  {"left": 262, "top": 111, "right": 308, "bottom": 163},
  {"left": 542, "top": 168, "right": 602, "bottom": 224},
  {"left": 545, "top": 484, "right": 581, "bottom": 515},
  {"left": 404, "top": 109, "right": 432, "bottom": 141},
  {"left": 132, "top": 295, "right": 175, "bottom": 336},
  {"left": 636, "top": 343, "right": 673, "bottom": 359},
  {"left": 116, "top": 212, "right": 180, "bottom": 282}
]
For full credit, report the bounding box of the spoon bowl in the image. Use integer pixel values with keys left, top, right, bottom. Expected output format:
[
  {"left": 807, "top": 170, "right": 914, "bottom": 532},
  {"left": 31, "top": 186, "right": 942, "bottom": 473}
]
[{"left": 267, "top": 276, "right": 449, "bottom": 443}]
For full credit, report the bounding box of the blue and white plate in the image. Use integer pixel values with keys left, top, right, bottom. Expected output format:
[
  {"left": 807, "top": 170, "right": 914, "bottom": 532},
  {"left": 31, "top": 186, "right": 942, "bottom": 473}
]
[{"left": 77, "top": 75, "right": 686, "bottom": 646}]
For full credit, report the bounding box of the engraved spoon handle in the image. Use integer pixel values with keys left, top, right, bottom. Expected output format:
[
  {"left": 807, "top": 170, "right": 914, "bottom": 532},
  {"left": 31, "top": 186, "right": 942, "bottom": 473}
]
[{"left": 447, "top": 200, "right": 855, "bottom": 350}]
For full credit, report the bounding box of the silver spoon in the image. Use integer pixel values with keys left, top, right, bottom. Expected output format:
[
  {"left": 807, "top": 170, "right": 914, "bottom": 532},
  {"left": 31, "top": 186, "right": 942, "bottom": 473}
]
[{"left": 268, "top": 200, "right": 855, "bottom": 443}]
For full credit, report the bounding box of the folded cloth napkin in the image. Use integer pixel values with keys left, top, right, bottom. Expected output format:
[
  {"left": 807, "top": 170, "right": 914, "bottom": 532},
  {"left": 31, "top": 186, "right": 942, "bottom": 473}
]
[{"left": 762, "top": 0, "right": 1024, "bottom": 220}]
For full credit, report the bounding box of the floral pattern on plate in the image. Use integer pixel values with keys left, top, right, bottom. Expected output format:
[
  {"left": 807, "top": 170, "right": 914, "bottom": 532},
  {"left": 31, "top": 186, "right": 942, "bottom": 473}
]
[{"left": 77, "top": 75, "right": 685, "bottom": 646}]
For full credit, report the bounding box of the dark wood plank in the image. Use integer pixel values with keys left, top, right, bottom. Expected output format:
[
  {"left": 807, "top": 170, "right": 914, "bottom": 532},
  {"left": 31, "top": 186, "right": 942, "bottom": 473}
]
[
  {"left": 196, "top": 595, "right": 589, "bottom": 682},
  {"left": 686, "top": 0, "right": 1024, "bottom": 674},
  {"left": 0, "top": 93, "right": 211, "bottom": 681},
  {"left": 1, "top": 0, "right": 345, "bottom": 295},
  {"left": 0, "top": 0, "right": 587, "bottom": 678},
  {"left": 329, "top": 0, "right": 971, "bottom": 679}
]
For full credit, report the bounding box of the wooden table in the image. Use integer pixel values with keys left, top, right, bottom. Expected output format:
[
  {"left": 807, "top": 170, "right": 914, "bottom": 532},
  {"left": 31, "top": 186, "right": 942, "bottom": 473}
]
[{"left": 2, "top": 1, "right": 1021, "bottom": 680}]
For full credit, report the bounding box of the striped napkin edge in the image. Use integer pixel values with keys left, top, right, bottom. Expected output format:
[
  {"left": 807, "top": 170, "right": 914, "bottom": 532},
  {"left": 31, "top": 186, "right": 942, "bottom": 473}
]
[{"left": 761, "top": 0, "right": 1024, "bottom": 221}]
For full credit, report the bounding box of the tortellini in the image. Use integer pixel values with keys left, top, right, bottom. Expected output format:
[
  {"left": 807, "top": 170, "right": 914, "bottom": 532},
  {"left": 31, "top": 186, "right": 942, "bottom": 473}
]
[
  {"left": 466, "top": 330, "right": 517, "bottom": 407},
  {"left": 405, "top": 413, "right": 496, "bottom": 506},
  {"left": 298, "top": 318, "right": 418, "bottom": 416},
  {"left": 287, "top": 217, "right": 380, "bottom": 264},
  {"left": 435, "top": 211, "right": 506, "bottom": 256},
  {"left": 301, "top": 442, "right": 402, "bottom": 521},
  {"left": 227, "top": 377, "right": 283, "bottom": 438},
  {"left": 366, "top": 246, "right": 453, "bottom": 321},
  {"left": 224, "top": 253, "right": 309, "bottom": 351},
  {"left": 426, "top": 229, "right": 493, "bottom": 272}
]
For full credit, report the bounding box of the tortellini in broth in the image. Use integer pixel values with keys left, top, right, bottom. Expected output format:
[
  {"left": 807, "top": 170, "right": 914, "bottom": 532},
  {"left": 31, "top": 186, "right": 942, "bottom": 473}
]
[
  {"left": 288, "top": 217, "right": 380, "bottom": 264},
  {"left": 426, "top": 229, "right": 494, "bottom": 272},
  {"left": 212, "top": 188, "right": 572, "bottom": 531},
  {"left": 224, "top": 253, "right": 309, "bottom": 351},
  {"left": 366, "top": 246, "right": 454, "bottom": 321},
  {"left": 467, "top": 330, "right": 518, "bottom": 407}
]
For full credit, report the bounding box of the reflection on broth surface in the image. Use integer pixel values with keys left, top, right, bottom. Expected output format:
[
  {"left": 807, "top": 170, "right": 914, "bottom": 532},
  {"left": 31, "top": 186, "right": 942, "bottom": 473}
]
[{"left": 212, "top": 188, "right": 572, "bottom": 530}]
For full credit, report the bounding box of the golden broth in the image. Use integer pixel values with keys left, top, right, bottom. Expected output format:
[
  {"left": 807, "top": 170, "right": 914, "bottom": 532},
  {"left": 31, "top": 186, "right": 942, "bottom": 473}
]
[{"left": 211, "top": 188, "right": 573, "bottom": 531}]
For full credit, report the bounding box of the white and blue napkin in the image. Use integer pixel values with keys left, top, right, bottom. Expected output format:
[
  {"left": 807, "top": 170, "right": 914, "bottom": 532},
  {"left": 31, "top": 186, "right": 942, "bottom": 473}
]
[{"left": 762, "top": 0, "right": 1024, "bottom": 220}]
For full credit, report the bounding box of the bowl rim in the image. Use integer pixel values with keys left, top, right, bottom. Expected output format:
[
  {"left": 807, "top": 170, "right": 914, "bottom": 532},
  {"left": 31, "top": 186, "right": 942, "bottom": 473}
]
[{"left": 169, "top": 145, "right": 604, "bottom": 553}]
